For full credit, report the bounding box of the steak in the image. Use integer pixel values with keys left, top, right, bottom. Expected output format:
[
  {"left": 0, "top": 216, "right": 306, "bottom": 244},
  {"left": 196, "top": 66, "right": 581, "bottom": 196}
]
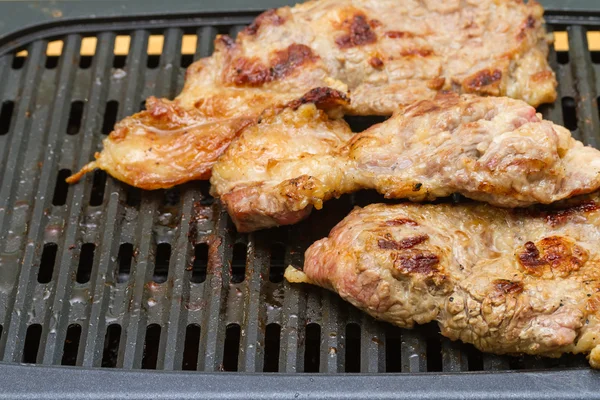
[
  {"left": 68, "top": 0, "right": 556, "bottom": 189},
  {"left": 211, "top": 91, "right": 600, "bottom": 231},
  {"left": 285, "top": 197, "right": 600, "bottom": 368}
]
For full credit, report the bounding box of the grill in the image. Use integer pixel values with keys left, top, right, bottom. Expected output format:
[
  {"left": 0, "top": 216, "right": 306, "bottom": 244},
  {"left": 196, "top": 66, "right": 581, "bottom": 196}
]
[{"left": 1, "top": 1, "right": 600, "bottom": 398}]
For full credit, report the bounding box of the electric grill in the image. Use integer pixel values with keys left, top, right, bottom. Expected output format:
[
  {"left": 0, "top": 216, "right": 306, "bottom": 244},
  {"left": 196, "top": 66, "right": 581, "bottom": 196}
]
[{"left": 0, "top": 0, "right": 600, "bottom": 398}]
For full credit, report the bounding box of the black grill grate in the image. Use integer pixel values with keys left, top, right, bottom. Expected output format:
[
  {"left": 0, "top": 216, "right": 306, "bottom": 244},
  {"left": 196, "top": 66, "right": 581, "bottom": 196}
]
[{"left": 0, "top": 15, "right": 599, "bottom": 377}]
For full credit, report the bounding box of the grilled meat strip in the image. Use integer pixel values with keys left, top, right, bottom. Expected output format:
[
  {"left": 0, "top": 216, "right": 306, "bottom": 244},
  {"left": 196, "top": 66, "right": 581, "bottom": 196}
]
[
  {"left": 211, "top": 91, "right": 600, "bottom": 232},
  {"left": 285, "top": 197, "right": 600, "bottom": 367},
  {"left": 68, "top": 0, "right": 556, "bottom": 189}
]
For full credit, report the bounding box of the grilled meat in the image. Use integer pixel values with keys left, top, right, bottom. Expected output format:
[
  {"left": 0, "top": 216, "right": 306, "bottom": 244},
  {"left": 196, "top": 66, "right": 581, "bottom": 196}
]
[
  {"left": 285, "top": 197, "right": 600, "bottom": 367},
  {"left": 68, "top": 0, "right": 556, "bottom": 189},
  {"left": 211, "top": 91, "right": 600, "bottom": 232}
]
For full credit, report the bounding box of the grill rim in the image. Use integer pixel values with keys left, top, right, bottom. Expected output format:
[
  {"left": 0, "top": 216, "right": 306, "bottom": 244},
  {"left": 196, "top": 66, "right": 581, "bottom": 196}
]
[
  {"left": 0, "top": 0, "right": 600, "bottom": 397},
  {"left": 1, "top": 362, "right": 599, "bottom": 399}
]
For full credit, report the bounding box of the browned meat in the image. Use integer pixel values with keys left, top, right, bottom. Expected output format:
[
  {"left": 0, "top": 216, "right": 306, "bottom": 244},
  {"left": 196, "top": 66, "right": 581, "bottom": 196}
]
[
  {"left": 68, "top": 0, "right": 556, "bottom": 189},
  {"left": 211, "top": 91, "right": 600, "bottom": 232},
  {"left": 284, "top": 197, "right": 600, "bottom": 367}
]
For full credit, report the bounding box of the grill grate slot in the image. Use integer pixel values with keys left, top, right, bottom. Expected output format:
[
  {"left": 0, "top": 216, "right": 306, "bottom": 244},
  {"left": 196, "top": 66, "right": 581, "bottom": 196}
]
[
  {"left": 385, "top": 326, "right": 402, "bottom": 372},
  {"left": 113, "top": 35, "right": 130, "bottom": 68},
  {"left": 76, "top": 243, "right": 95, "bottom": 284},
  {"left": 304, "top": 323, "right": 320, "bottom": 373},
  {"left": 230, "top": 242, "right": 247, "bottom": 284},
  {"left": 101, "top": 324, "right": 122, "bottom": 368},
  {"left": 263, "top": 323, "right": 281, "bottom": 372},
  {"left": 345, "top": 323, "right": 361, "bottom": 373},
  {"left": 52, "top": 169, "right": 71, "bottom": 206},
  {"left": 0, "top": 100, "right": 14, "bottom": 135},
  {"left": 116, "top": 243, "right": 133, "bottom": 283},
  {"left": 191, "top": 243, "right": 208, "bottom": 284},
  {"left": 153, "top": 243, "right": 171, "bottom": 284},
  {"left": 22, "top": 324, "right": 42, "bottom": 364},
  {"left": 101, "top": 100, "right": 118, "bottom": 135},
  {"left": 66, "top": 100, "right": 84, "bottom": 135},
  {"left": 425, "top": 327, "right": 443, "bottom": 372},
  {"left": 142, "top": 324, "right": 162, "bottom": 369},
  {"left": 89, "top": 170, "right": 107, "bottom": 206},
  {"left": 562, "top": 96, "right": 578, "bottom": 131},
  {"left": 61, "top": 324, "right": 82, "bottom": 366},
  {"left": 37, "top": 243, "right": 58, "bottom": 284},
  {"left": 182, "top": 324, "right": 201, "bottom": 371},
  {"left": 223, "top": 324, "right": 241, "bottom": 372},
  {"left": 12, "top": 51, "right": 26, "bottom": 69},
  {"left": 79, "top": 37, "right": 96, "bottom": 69},
  {"left": 268, "top": 243, "right": 285, "bottom": 283}
]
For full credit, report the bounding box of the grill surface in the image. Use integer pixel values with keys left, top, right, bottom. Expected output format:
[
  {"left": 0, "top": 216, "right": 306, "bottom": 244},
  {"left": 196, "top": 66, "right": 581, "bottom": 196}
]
[{"left": 1, "top": 1, "right": 600, "bottom": 398}]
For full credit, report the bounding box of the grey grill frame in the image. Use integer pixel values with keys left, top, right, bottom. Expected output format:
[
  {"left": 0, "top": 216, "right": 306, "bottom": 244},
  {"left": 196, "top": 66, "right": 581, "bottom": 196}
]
[{"left": 0, "top": 1, "right": 600, "bottom": 398}]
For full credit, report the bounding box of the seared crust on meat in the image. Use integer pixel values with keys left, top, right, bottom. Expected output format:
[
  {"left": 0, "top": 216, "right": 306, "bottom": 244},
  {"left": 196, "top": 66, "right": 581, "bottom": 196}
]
[
  {"left": 212, "top": 92, "right": 600, "bottom": 232},
  {"left": 286, "top": 196, "right": 600, "bottom": 367},
  {"left": 69, "top": 0, "right": 556, "bottom": 189}
]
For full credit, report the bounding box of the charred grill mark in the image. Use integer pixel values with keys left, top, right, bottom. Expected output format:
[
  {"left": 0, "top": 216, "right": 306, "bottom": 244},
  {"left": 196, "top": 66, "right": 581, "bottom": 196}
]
[
  {"left": 385, "top": 218, "right": 418, "bottom": 226},
  {"left": 369, "top": 56, "right": 384, "bottom": 69},
  {"left": 517, "top": 15, "right": 536, "bottom": 40},
  {"left": 394, "top": 249, "right": 440, "bottom": 275},
  {"left": 378, "top": 234, "right": 429, "bottom": 250},
  {"left": 400, "top": 48, "right": 433, "bottom": 57},
  {"left": 405, "top": 100, "right": 443, "bottom": 117},
  {"left": 519, "top": 241, "right": 544, "bottom": 268},
  {"left": 517, "top": 236, "right": 588, "bottom": 278},
  {"left": 217, "top": 35, "right": 235, "bottom": 49},
  {"left": 244, "top": 9, "right": 285, "bottom": 36},
  {"left": 526, "top": 15, "right": 536, "bottom": 28},
  {"left": 385, "top": 31, "right": 414, "bottom": 39},
  {"left": 231, "top": 44, "right": 317, "bottom": 86},
  {"left": 493, "top": 279, "right": 524, "bottom": 295},
  {"left": 543, "top": 201, "right": 599, "bottom": 227},
  {"left": 532, "top": 71, "right": 554, "bottom": 82},
  {"left": 286, "top": 87, "right": 349, "bottom": 110},
  {"left": 335, "top": 14, "right": 377, "bottom": 49},
  {"left": 270, "top": 44, "right": 317, "bottom": 80},
  {"left": 465, "top": 69, "right": 502, "bottom": 91}
]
